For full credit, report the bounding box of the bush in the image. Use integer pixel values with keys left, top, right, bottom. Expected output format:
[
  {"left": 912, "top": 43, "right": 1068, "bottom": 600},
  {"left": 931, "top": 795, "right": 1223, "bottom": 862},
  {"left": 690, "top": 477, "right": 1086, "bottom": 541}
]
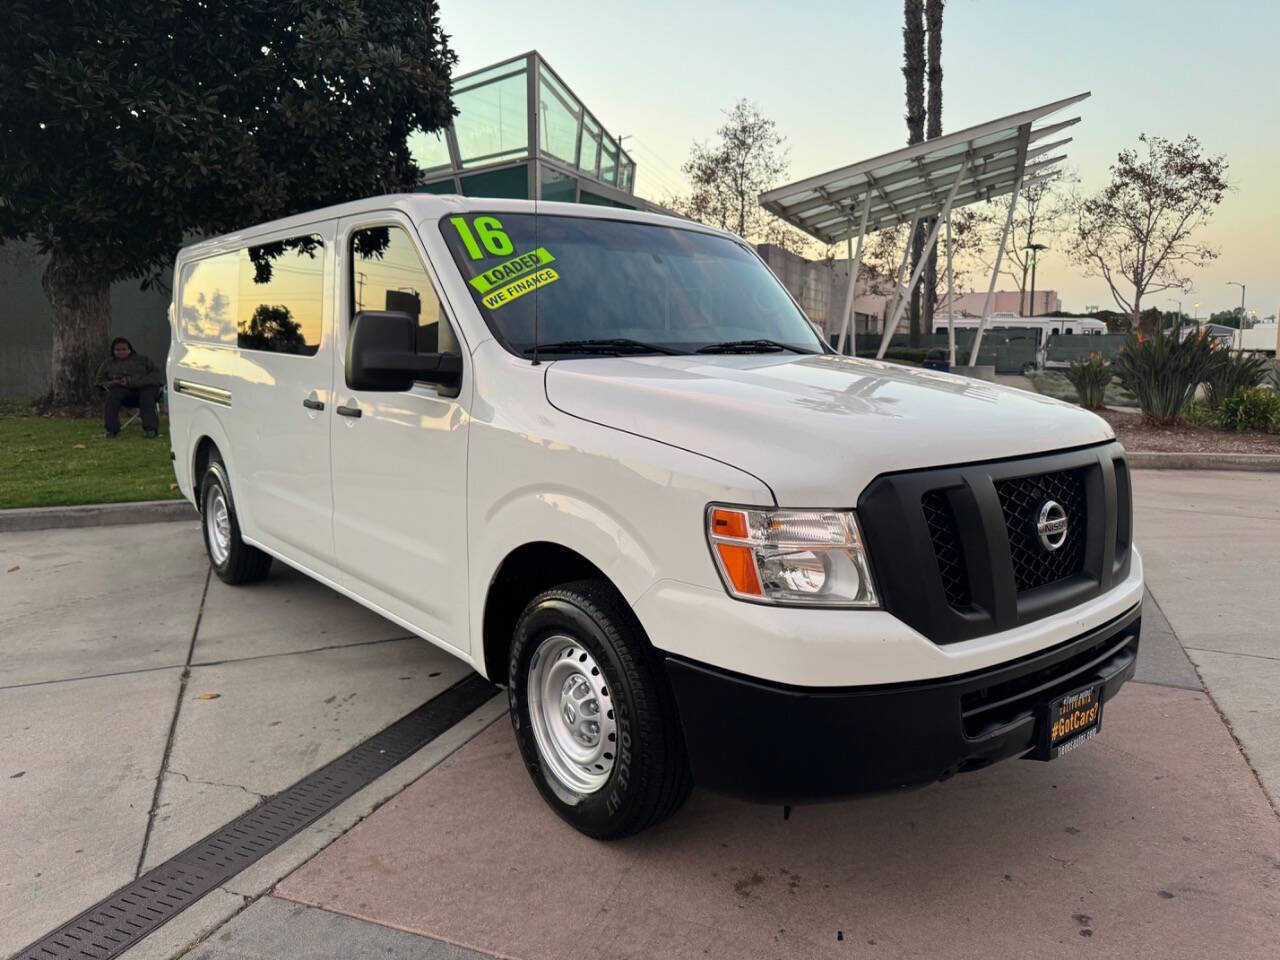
[
  {"left": 1218, "top": 387, "right": 1280, "bottom": 433},
  {"left": 1064, "top": 354, "right": 1113, "bottom": 409},
  {"left": 1180, "top": 399, "right": 1215, "bottom": 426},
  {"left": 1203, "top": 351, "right": 1270, "bottom": 410},
  {"left": 1111, "top": 324, "right": 1219, "bottom": 425}
]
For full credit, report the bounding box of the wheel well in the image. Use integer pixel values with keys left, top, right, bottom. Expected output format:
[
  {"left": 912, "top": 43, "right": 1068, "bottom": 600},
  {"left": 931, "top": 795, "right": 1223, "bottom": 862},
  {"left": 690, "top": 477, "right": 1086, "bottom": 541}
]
[
  {"left": 192, "top": 436, "right": 219, "bottom": 506},
  {"left": 482, "top": 542, "right": 609, "bottom": 684}
]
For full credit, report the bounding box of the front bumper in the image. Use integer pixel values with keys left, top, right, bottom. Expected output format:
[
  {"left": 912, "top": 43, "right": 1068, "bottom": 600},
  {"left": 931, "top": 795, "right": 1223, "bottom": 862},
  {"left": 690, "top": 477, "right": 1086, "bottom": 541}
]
[{"left": 664, "top": 602, "right": 1140, "bottom": 803}]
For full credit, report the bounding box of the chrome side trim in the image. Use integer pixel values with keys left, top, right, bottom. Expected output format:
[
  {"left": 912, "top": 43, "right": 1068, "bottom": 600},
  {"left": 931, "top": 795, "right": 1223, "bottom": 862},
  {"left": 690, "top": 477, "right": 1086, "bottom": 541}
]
[{"left": 174, "top": 378, "right": 232, "bottom": 407}]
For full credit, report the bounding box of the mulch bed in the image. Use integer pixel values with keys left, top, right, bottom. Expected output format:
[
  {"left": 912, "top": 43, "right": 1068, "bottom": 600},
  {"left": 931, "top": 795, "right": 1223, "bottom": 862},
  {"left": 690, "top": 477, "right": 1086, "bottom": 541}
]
[{"left": 1098, "top": 408, "right": 1280, "bottom": 454}]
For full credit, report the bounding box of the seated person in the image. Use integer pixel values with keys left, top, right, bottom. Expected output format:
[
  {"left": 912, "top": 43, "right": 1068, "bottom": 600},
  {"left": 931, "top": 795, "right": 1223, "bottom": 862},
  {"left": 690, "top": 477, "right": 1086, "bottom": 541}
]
[{"left": 97, "top": 337, "right": 164, "bottom": 438}]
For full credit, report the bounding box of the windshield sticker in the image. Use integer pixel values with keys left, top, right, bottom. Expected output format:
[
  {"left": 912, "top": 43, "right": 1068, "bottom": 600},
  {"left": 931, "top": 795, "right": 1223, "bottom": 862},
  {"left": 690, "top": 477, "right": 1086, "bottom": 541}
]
[
  {"left": 468, "top": 247, "right": 556, "bottom": 294},
  {"left": 481, "top": 267, "right": 560, "bottom": 310},
  {"left": 449, "top": 215, "right": 513, "bottom": 260}
]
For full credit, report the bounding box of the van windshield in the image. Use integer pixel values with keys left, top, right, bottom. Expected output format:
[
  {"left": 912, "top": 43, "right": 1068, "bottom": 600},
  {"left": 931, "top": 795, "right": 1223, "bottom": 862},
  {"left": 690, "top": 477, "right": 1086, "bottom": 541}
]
[{"left": 438, "top": 213, "right": 824, "bottom": 357}]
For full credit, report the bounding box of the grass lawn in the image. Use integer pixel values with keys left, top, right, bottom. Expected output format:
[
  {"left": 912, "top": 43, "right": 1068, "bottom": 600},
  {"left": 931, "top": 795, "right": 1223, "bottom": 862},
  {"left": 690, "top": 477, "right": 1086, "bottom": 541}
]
[
  {"left": 0, "top": 405, "right": 183, "bottom": 509},
  {"left": 1028, "top": 370, "right": 1137, "bottom": 407}
]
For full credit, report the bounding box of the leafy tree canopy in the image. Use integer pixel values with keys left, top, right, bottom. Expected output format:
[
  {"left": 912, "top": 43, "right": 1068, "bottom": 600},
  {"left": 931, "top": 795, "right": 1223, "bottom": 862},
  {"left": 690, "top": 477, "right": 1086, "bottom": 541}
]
[{"left": 0, "top": 0, "right": 457, "bottom": 287}]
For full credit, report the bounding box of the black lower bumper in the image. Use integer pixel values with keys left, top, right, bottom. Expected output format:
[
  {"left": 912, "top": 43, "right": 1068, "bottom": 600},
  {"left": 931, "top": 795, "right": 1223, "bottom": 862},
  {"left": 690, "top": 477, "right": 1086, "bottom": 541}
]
[{"left": 664, "top": 603, "right": 1141, "bottom": 803}]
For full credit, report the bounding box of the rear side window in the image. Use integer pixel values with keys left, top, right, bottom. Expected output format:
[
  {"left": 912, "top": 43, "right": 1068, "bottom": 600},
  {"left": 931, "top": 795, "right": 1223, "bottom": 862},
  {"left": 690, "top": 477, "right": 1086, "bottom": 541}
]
[
  {"left": 238, "top": 235, "right": 325, "bottom": 356},
  {"left": 180, "top": 253, "right": 238, "bottom": 345},
  {"left": 350, "top": 225, "right": 450, "bottom": 354},
  {"left": 179, "top": 233, "right": 326, "bottom": 355}
]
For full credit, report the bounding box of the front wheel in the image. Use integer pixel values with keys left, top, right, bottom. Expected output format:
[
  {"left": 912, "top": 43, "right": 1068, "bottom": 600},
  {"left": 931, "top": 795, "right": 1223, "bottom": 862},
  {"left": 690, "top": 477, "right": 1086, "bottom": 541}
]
[
  {"left": 200, "top": 459, "right": 272, "bottom": 584},
  {"left": 508, "top": 579, "right": 691, "bottom": 839}
]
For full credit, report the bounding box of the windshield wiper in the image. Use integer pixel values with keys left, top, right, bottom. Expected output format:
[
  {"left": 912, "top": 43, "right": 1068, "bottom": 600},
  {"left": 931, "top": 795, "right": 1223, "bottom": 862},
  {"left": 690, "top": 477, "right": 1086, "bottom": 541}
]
[
  {"left": 524, "top": 338, "right": 684, "bottom": 356},
  {"left": 696, "top": 338, "right": 816, "bottom": 354}
]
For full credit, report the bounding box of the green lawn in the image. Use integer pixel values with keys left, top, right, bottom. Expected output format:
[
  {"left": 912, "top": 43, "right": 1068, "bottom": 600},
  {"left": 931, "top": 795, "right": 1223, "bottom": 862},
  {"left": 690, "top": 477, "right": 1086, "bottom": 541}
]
[
  {"left": 1028, "top": 371, "right": 1137, "bottom": 408},
  {"left": 0, "top": 407, "right": 184, "bottom": 509}
]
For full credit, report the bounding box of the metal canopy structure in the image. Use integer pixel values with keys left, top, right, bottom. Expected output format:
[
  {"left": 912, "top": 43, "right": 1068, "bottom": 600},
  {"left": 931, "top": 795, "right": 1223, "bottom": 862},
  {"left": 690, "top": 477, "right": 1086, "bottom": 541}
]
[{"left": 759, "top": 92, "right": 1089, "bottom": 365}]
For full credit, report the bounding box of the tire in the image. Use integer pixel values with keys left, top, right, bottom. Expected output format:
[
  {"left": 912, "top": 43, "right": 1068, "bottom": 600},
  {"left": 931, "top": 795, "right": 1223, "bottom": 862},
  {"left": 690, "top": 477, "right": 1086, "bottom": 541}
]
[
  {"left": 508, "top": 579, "right": 692, "bottom": 839},
  {"left": 199, "top": 458, "right": 272, "bottom": 585}
]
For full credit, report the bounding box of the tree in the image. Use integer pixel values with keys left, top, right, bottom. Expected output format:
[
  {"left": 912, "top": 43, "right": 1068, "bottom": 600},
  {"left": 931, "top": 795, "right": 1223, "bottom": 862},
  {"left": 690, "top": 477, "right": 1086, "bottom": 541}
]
[
  {"left": 994, "top": 172, "right": 1078, "bottom": 314},
  {"left": 902, "top": 0, "right": 927, "bottom": 344},
  {"left": 676, "top": 100, "right": 806, "bottom": 251},
  {"left": 1067, "top": 135, "right": 1228, "bottom": 329},
  {"left": 921, "top": 0, "right": 944, "bottom": 338},
  {"left": 238, "top": 304, "right": 306, "bottom": 353},
  {"left": 1, "top": 1, "right": 456, "bottom": 406},
  {"left": 1209, "top": 307, "right": 1247, "bottom": 329}
]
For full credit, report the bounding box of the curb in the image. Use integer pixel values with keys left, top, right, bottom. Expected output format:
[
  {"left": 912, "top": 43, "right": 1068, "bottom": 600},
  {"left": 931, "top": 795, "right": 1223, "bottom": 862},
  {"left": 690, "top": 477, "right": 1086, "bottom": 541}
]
[
  {"left": 1127, "top": 451, "right": 1280, "bottom": 472},
  {"left": 0, "top": 498, "right": 197, "bottom": 533}
]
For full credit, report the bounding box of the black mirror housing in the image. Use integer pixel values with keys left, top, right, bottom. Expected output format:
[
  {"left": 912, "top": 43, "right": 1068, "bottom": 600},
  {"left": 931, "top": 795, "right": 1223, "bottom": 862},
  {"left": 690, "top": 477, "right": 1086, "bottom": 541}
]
[{"left": 346, "top": 311, "right": 463, "bottom": 393}]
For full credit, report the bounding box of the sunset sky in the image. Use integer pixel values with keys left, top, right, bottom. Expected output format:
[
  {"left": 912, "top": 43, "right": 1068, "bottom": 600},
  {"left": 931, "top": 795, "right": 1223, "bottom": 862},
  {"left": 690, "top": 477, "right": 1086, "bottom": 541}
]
[{"left": 440, "top": 0, "right": 1278, "bottom": 319}]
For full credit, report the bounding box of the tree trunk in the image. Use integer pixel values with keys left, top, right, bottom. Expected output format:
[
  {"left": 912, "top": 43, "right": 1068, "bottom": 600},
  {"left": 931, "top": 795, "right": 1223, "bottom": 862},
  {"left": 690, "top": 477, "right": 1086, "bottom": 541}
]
[
  {"left": 903, "top": 0, "right": 926, "bottom": 346},
  {"left": 42, "top": 251, "right": 111, "bottom": 408},
  {"left": 922, "top": 0, "right": 944, "bottom": 341}
]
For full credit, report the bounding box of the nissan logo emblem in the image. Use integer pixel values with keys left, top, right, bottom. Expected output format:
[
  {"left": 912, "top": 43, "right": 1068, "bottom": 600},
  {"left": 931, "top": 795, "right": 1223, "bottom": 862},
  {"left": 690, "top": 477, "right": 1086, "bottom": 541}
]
[{"left": 1036, "top": 500, "right": 1069, "bottom": 551}]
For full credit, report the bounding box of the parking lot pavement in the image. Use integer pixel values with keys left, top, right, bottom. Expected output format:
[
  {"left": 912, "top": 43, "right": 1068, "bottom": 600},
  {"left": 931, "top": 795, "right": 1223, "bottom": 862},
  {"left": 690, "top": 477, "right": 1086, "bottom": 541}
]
[
  {"left": 0, "top": 521, "right": 501, "bottom": 958},
  {"left": 278, "top": 682, "right": 1280, "bottom": 960},
  {"left": 1132, "top": 470, "right": 1280, "bottom": 805}
]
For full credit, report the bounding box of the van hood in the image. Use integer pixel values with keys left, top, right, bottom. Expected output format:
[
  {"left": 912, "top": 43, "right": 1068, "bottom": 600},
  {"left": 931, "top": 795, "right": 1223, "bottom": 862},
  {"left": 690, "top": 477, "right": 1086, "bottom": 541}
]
[{"left": 544, "top": 353, "right": 1114, "bottom": 504}]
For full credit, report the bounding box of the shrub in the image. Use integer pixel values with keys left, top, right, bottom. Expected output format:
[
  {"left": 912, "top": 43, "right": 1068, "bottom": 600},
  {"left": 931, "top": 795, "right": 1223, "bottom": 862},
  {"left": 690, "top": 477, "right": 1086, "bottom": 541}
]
[
  {"left": 1218, "top": 387, "right": 1280, "bottom": 433},
  {"left": 1111, "top": 324, "right": 1219, "bottom": 425},
  {"left": 1064, "top": 354, "right": 1113, "bottom": 408},
  {"left": 1203, "top": 350, "right": 1270, "bottom": 410},
  {"left": 1180, "top": 399, "right": 1215, "bottom": 426}
]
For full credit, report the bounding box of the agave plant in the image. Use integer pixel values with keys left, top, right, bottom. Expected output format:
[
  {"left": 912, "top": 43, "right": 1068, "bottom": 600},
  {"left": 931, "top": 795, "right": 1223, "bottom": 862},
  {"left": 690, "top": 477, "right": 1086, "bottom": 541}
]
[
  {"left": 1064, "top": 353, "right": 1113, "bottom": 409},
  {"left": 1203, "top": 350, "right": 1270, "bottom": 410},
  {"left": 1111, "top": 324, "right": 1219, "bottom": 425}
]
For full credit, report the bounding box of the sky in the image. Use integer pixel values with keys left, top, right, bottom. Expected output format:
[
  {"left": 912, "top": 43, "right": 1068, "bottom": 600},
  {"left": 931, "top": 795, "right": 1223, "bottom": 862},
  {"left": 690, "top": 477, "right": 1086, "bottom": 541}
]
[{"left": 438, "top": 0, "right": 1278, "bottom": 319}]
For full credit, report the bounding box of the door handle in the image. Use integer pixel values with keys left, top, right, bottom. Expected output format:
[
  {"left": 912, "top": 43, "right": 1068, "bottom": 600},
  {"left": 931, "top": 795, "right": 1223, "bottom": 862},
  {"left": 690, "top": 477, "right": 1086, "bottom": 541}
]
[
  {"left": 335, "top": 404, "right": 362, "bottom": 418},
  {"left": 302, "top": 397, "right": 325, "bottom": 411}
]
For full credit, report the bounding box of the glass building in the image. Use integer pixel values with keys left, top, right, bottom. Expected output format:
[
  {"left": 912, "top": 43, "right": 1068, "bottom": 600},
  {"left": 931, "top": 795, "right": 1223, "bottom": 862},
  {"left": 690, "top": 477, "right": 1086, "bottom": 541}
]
[{"left": 408, "top": 52, "right": 651, "bottom": 210}]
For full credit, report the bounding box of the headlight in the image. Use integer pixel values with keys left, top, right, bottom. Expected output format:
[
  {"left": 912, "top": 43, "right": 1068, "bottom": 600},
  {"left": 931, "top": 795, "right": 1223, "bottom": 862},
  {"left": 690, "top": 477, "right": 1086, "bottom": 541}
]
[{"left": 705, "top": 505, "right": 879, "bottom": 607}]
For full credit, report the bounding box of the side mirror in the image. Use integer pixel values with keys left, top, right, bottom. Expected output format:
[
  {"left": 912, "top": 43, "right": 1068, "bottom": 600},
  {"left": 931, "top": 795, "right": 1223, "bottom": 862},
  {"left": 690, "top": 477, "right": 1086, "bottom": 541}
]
[{"left": 345, "top": 310, "right": 463, "bottom": 394}]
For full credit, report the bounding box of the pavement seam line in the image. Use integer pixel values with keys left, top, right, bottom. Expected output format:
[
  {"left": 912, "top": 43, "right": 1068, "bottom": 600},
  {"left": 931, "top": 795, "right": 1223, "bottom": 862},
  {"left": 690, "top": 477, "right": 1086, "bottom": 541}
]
[
  {"left": 1146, "top": 584, "right": 1280, "bottom": 820},
  {"left": 0, "top": 634, "right": 420, "bottom": 692},
  {"left": 1183, "top": 646, "right": 1280, "bottom": 663},
  {"left": 135, "top": 564, "right": 212, "bottom": 879}
]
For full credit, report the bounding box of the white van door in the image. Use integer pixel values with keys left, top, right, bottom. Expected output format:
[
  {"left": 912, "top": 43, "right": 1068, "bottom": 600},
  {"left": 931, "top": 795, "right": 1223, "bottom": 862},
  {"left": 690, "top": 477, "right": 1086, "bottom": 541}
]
[
  {"left": 329, "top": 214, "right": 471, "bottom": 654},
  {"left": 233, "top": 226, "right": 336, "bottom": 562}
]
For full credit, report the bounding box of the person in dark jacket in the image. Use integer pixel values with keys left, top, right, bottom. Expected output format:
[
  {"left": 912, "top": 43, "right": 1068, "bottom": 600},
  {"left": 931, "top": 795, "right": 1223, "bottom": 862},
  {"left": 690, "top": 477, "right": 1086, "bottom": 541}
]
[{"left": 97, "top": 337, "right": 164, "bottom": 438}]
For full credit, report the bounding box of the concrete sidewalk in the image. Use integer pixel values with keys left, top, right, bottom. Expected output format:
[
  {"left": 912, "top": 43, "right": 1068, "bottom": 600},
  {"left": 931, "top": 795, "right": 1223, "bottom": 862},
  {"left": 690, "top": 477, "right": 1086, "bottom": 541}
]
[{"left": 0, "top": 522, "right": 504, "bottom": 958}]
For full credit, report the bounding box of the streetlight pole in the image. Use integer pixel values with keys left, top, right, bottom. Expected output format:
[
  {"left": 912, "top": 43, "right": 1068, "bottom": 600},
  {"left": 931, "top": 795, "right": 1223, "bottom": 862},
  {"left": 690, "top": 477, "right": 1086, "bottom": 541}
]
[
  {"left": 1025, "top": 243, "right": 1047, "bottom": 318},
  {"left": 1227, "top": 281, "right": 1246, "bottom": 350}
]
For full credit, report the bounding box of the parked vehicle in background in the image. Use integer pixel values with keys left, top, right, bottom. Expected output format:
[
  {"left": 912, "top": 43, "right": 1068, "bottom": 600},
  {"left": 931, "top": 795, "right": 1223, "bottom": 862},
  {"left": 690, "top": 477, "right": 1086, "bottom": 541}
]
[
  {"left": 1238, "top": 322, "right": 1278, "bottom": 357},
  {"left": 168, "top": 195, "right": 1144, "bottom": 838}
]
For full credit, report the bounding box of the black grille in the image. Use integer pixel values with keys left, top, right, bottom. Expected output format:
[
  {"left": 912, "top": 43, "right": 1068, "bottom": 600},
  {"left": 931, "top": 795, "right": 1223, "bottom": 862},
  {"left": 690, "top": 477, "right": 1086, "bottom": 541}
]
[
  {"left": 995, "top": 469, "right": 1087, "bottom": 592},
  {"left": 921, "top": 490, "right": 971, "bottom": 607}
]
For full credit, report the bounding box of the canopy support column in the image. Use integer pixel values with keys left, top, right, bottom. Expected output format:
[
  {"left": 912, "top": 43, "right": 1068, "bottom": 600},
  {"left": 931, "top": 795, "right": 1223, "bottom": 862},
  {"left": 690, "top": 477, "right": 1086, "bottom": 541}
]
[
  {"left": 881, "top": 206, "right": 922, "bottom": 341},
  {"left": 876, "top": 155, "right": 971, "bottom": 359},
  {"left": 966, "top": 173, "right": 1022, "bottom": 367},
  {"left": 945, "top": 210, "right": 956, "bottom": 367},
  {"left": 835, "top": 190, "right": 872, "bottom": 355}
]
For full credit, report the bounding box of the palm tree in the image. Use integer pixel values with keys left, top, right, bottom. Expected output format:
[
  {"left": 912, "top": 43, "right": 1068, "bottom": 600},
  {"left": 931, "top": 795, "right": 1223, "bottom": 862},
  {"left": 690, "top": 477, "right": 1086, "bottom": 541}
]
[
  {"left": 903, "top": 0, "right": 926, "bottom": 345},
  {"left": 922, "top": 0, "right": 944, "bottom": 338}
]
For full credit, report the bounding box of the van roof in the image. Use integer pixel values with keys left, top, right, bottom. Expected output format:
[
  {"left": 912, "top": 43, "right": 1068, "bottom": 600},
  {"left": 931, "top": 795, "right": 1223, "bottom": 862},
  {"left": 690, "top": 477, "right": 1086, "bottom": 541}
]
[{"left": 175, "top": 194, "right": 718, "bottom": 261}]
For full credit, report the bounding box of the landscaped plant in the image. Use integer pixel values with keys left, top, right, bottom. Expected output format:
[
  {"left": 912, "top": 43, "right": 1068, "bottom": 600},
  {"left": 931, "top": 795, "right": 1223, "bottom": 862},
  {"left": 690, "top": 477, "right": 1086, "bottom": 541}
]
[
  {"left": 1203, "top": 350, "right": 1271, "bottom": 410},
  {"left": 1111, "top": 325, "right": 1219, "bottom": 425},
  {"left": 1217, "top": 387, "right": 1280, "bottom": 433},
  {"left": 1064, "top": 354, "right": 1113, "bottom": 409},
  {"left": 1180, "top": 400, "right": 1215, "bottom": 427}
]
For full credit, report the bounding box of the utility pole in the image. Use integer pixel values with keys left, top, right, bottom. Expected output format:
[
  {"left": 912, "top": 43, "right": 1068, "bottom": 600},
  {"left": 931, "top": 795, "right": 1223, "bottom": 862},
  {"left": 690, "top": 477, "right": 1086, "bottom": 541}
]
[{"left": 1025, "top": 243, "right": 1047, "bottom": 317}]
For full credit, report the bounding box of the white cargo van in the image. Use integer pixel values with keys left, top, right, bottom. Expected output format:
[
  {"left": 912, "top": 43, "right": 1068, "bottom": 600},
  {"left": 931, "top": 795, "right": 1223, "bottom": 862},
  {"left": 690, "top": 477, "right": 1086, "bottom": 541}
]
[{"left": 168, "top": 196, "right": 1143, "bottom": 838}]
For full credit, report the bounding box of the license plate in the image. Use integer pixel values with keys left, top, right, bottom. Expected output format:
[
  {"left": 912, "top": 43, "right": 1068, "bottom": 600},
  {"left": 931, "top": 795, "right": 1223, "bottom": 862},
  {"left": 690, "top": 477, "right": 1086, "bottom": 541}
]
[{"left": 1031, "top": 682, "right": 1103, "bottom": 761}]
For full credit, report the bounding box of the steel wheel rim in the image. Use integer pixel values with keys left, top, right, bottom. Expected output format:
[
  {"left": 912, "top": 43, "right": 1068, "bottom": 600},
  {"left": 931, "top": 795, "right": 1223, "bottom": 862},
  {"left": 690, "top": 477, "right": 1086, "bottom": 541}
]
[
  {"left": 205, "top": 486, "right": 231, "bottom": 566},
  {"left": 526, "top": 634, "right": 617, "bottom": 795}
]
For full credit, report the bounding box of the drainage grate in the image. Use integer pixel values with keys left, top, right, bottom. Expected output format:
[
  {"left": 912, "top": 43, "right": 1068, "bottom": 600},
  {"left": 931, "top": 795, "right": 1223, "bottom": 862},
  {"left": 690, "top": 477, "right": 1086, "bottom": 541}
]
[{"left": 12, "top": 673, "right": 497, "bottom": 960}]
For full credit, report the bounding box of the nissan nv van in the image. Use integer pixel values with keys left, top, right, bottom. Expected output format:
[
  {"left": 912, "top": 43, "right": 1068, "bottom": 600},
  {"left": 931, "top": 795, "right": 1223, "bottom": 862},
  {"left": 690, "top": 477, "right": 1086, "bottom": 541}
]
[{"left": 168, "top": 196, "right": 1142, "bottom": 838}]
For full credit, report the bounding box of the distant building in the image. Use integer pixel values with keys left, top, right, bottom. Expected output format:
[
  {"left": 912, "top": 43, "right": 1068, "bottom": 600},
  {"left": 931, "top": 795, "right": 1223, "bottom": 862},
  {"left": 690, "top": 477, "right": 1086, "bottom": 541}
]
[
  {"left": 755, "top": 244, "right": 889, "bottom": 340},
  {"left": 947, "top": 290, "right": 1061, "bottom": 316}
]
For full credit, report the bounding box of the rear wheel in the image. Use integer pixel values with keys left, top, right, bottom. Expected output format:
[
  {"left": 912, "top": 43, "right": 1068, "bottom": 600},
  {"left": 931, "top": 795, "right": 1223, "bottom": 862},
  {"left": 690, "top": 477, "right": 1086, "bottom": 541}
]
[
  {"left": 200, "top": 459, "right": 272, "bottom": 584},
  {"left": 508, "top": 579, "right": 692, "bottom": 839}
]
